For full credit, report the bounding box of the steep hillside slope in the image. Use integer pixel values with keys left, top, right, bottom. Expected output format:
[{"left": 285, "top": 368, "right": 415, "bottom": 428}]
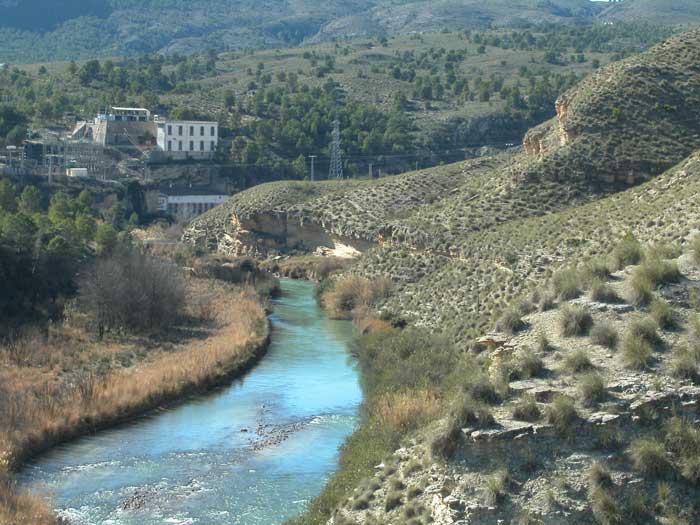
[
  {"left": 520, "top": 27, "right": 700, "bottom": 187},
  {"left": 336, "top": 240, "right": 700, "bottom": 524},
  {"left": 363, "top": 151, "right": 700, "bottom": 341},
  {"left": 601, "top": 0, "right": 700, "bottom": 26}
]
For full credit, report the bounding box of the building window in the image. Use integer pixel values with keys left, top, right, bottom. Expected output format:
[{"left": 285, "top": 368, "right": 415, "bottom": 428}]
[
  {"left": 167, "top": 141, "right": 172, "bottom": 151},
  {"left": 167, "top": 125, "right": 172, "bottom": 135},
  {"left": 200, "top": 141, "right": 204, "bottom": 151},
  {"left": 200, "top": 126, "right": 205, "bottom": 136},
  {"left": 178, "top": 141, "right": 183, "bottom": 151},
  {"left": 189, "top": 140, "right": 194, "bottom": 151},
  {"left": 178, "top": 126, "right": 183, "bottom": 136},
  {"left": 210, "top": 126, "right": 215, "bottom": 136},
  {"left": 190, "top": 126, "right": 194, "bottom": 135},
  {"left": 210, "top": 141, "right": 215, "bottom": 151}
]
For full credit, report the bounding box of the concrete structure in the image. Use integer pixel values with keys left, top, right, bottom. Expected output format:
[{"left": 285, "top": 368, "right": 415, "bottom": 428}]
[
  {"left": 73, "top": 107, "right": 156, "bottom": 146},
  {"left": 156, "top": 120, "right": 219, "bottom": 160},
  {"left": 157, "top": 189, "right": 228, "bottom": 222},
  {"left": 109, "top": 107, "right": 151, "bottom": 122},
  {"left": 66, "top": 167, "right": 89, "bottom": 178}
]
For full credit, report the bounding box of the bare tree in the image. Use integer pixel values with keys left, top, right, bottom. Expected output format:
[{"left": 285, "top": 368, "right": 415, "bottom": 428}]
[{"left": 78, "top": 250, "right": 186, "bottom": 336}]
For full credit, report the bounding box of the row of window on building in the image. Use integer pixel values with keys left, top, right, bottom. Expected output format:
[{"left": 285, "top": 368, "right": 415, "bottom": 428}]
[
  {"left": 167, "top": 125, "right": 216, "bottom": 137},
  {"left": 167, "top": 202, "right": 220, "bottom": 215},
  {"left": 167, "top": 140, "right": 216, "bottom": 152}
]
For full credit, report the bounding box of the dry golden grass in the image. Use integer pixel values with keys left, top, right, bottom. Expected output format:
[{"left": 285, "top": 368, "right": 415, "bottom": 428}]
[
  {"left": 0, "top": 280, "right": 267, "bottom": 525},
  {"left": 374, "top": 390, "right": 442, "bottom": 435},
  {"left": 323, "top": 275, "right": 393, "bottom": 320}
]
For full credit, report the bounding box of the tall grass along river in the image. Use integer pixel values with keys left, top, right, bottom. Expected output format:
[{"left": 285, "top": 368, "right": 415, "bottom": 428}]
[{"left": 18, "top": 279, "right": 361, "bottom": 524}]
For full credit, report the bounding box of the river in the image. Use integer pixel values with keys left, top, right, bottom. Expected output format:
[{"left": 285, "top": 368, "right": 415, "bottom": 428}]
[{"left": 18, "top": 279, "right": 361, "bottom": 525}]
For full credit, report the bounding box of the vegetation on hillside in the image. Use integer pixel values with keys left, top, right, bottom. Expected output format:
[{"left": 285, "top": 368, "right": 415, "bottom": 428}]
[
  {"left": 0, "top": 0, "right": 615, "bottom": 62},
  {"left": 0, "top": 23, "right": 673, "bottom": 176}
]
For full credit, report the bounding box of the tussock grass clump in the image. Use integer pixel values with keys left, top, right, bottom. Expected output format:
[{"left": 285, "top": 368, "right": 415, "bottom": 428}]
[
  {"left": 621, "top": 334, "right": 653, "bottom": 370},
  {"left": 563, "top": 349, "right": 594, "bottom": 374},
  {"left": 406, "top": 485, "right": 423, "bottom": 500},
  {"left": 628, "top": 273, "right": 653, "bottom": 307},
  {"left": 590, "top": 487, "right": 622, "bottom": 525},
  {"left": 591, "top": 322, "right": 618, "bottom": 349},
  {"left": 634, "top": 258, "right": 682, "bottom": 289},
  {"left": 590, "top": 280, "right": 620, "bottom": 304},
  {"left": 580, "top": 372, "right": 607, "bottom": 407},
  {"left": 559, "top": 305, "right": 593, "bottom": 337},
  {"left": 629, "top": 438, "right": 671, "bottom": 479},
  {"left": 629, "top": 317, "right": 660, "bottom": 345},
  {"left": 691, "top": 236, "right": 700, "bottom": 265},
  {"left": 536, "top": 332, "right": 551, "bottom": 353},
  {"left": 512, "top": 396, "right": 541, "bottom": 422},
  {"left": 670, "top": 344, "right": 699, "bottom": 382},
  {"left": 552, "top": 267, "right": 581, "bottom": 300},
  {"left": 352, "top": 494, "right": 370, "bottom": 510},
  {"left": 496, "top": 307, "right": 525, "bottom": 335},
  {"left": 611, "top": 235, "right": 643, "bottom": 270},
  {"left": 546, "top": 395, "right": 578, "bottom": 434},
  {"left": 513, "top": 348, "right": 545, "bottom": 379},
  {"left": 483, "top": 468, "right": 509, "bottom": 506},
  {"left": 466, "top": 374, "right": 501, "bottom": 405},
  {"left": 431, "top": 394, "right": 493, "bottom": 459},
  {"left": 650, "top": 298, "right": 675, "bottom": 329},
  {"left": 588, "top": 462, "right": 613, "bottom": 491},
  {"left": 538, "top": 292, "right": 556, "bottom": 312},
  {"left": 581, "top": 259, "right": 612, "bottom": 287},
  {"left": 389, "top": 477, "right": 406, "bottom": 491},
  {"left": 385, "top": 491, "right": 403, "bottom": 512}
]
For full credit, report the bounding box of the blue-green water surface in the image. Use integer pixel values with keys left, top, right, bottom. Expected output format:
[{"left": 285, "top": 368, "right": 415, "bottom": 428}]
[{"left": 19, "top": 279, "right": 361, "bottom": 524}]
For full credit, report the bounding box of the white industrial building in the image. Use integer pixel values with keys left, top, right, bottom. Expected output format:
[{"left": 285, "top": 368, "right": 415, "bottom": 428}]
[{"left": 156, "top": 120, "right": 219, "bottom": 160}]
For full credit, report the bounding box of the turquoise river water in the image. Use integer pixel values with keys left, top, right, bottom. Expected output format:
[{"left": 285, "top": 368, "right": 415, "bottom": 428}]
[{"left": 19, "top": 279, "right": 362, "bottom": 524}]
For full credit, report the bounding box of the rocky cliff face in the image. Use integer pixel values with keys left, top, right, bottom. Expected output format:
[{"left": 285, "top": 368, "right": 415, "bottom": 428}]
[{"left": 183, "top": 159, "right": 500, "bottom": 258}]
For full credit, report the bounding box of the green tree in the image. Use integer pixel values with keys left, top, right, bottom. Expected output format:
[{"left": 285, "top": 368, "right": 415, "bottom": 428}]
[
  {"left": 77, "top": 188, "right": 92, "bottom": 211},
  {"left": 0, "top": 180, "right": 17, "bottom": 213},
  {"left": 292, "top": 154, "right": 306, "bottom": 178},
  {"left": 76, "top": 213, "right": 97, "bottom": 242},
  {"left": 18, "top": 185, "right": 41, "bottom": 215},
  {"left": 48, "top": 192, "right": 73, "bottom": 224},
  {"left": 95, "top": 224, "right": 118, "bottom": 255},
  {"left": 0, "top": 213, "right": 36, "bottom": 254}
]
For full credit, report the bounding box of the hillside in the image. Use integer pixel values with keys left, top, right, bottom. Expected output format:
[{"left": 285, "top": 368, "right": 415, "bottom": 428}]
[
  {"left": 0, "top": 0, "right": 605, "bottom": 62},
  {"left": 186, "top": 29, "right": 700, "bottom": 331},
  {"left": 601, "top": 0, "right": 700, "bottom": 26},
  {"left": 334, "top": 238, "right": 700, "bottom": 524}
]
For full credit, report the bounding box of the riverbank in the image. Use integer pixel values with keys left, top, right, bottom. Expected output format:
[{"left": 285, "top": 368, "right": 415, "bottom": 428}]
[
  {"left": 285, "top": 275, "right": 453, "bottom": 525},
  {"left": 0, "top": 279, "right": 269, "bottom": 525}
]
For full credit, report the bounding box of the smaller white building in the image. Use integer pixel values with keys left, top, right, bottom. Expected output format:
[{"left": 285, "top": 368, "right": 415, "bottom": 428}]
[
  {"left": 66, "top": 167, "right": 89, "bottom": 178},
  {"left": 156, "top": 120, "right": 219, "bottom": 160},
  {"left": 158, "top": 192, "right": 228, "bottom": 222}
]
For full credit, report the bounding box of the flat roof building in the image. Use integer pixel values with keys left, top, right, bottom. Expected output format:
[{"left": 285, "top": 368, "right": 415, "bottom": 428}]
[{"left": 156, "top": 120, "right": 219, "bottom": 160}]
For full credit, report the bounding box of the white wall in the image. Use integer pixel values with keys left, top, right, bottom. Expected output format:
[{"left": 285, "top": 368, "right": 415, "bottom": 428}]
[{"left": 156, "top": 121, "right": 219, "bottom": 158}]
